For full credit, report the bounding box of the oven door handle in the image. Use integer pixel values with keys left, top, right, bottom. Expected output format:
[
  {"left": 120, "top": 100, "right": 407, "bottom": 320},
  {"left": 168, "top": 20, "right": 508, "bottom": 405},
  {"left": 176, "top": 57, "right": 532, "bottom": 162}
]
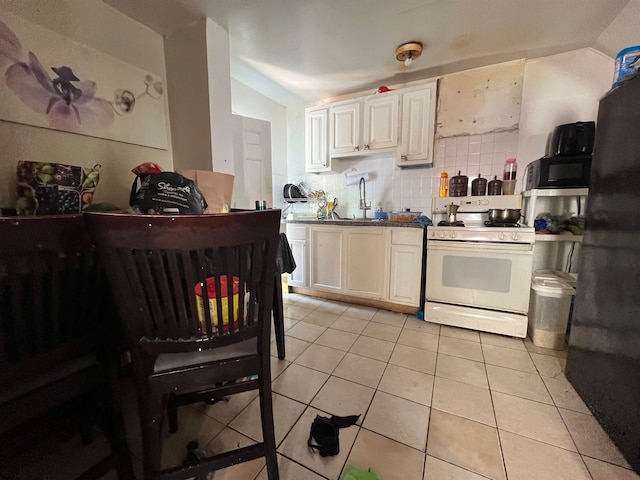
[{"left": 427, "top": 241, "right": 534, "bottom": 253}]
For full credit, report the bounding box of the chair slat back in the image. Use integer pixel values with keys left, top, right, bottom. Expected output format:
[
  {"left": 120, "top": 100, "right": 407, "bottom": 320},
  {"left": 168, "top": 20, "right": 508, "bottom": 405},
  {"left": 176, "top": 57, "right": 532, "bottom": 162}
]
[
  {"left": 0, "top": 216, "right": 98, "bottom": 382},
  {"left": 83, "top": 211, "right": 281, "bottom": 358}
]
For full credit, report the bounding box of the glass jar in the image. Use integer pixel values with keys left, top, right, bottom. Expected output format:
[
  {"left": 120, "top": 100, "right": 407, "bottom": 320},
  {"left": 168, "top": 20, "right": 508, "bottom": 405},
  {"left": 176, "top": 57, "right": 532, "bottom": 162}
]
[{"left": 503, "top": 158, "right": 517, "bottom": 195}]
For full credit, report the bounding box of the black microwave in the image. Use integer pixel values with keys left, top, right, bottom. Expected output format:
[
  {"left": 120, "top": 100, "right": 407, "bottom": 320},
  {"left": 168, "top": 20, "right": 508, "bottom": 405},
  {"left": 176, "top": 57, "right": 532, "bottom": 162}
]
[{"left": 526, "top": 155, "right": 591, "bottom": 190}]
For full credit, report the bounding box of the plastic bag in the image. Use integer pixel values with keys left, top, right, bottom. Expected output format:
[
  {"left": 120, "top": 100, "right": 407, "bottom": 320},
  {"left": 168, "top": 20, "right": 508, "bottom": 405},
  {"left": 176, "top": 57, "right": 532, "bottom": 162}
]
[{"left": 130, "top": 171, "right": 208, "bottom": 214}]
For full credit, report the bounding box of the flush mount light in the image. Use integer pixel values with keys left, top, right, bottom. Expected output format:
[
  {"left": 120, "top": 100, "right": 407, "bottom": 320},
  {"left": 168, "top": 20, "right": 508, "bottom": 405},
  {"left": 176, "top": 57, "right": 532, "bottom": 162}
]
[{"left": 396, "top": 41, "right": 423, "bottom": 67}]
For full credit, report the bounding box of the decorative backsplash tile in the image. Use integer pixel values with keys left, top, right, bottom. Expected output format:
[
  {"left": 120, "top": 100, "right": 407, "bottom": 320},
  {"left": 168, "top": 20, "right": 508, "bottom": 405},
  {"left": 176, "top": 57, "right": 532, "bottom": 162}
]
[{"left": 288, "top": 130, "right": 519, "bottom": 219}]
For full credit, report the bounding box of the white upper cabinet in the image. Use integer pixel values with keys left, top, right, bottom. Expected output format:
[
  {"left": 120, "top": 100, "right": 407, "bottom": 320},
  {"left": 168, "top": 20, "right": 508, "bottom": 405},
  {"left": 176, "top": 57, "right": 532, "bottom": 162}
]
[
  {"left": 306, "top": 80, "right": 437, "bottom": 170},
  {"left": 363, "top": 93, "right": 399, "bottom": 151},
  {"left": 329, "top": 94, "right": 400, "bottom": 158},
  {"left": 398, "top": 81, "right": 437, "bottom": 167},
  {"left": 329, "top": 100, "right": 361, "bottom": 155},
  {"left": 305, "top": 106, "right": 330, "bottom": 173}
]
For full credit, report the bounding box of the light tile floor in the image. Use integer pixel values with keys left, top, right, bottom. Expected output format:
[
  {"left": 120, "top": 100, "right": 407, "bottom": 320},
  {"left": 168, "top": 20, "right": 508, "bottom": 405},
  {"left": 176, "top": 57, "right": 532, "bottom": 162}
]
[{"left": 6, "top": 292, "right": 640, "bottom": 480}]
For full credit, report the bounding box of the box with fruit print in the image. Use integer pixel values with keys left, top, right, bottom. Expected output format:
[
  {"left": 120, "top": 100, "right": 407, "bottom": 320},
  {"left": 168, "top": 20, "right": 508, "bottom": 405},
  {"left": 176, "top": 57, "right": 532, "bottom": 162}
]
[{"left": 16, "top": 161, "right": 101, "bottom": 215}]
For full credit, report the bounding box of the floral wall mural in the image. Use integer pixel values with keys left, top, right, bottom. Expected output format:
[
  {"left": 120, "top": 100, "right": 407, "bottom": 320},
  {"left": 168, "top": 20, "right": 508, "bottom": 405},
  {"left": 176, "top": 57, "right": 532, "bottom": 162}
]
[{"left": 0, "top": 12, "right": 168, "bottom": 150}]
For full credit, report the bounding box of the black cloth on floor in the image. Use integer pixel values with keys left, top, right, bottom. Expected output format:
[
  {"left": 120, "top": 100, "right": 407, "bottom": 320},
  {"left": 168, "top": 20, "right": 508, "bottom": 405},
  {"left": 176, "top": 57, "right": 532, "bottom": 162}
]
[{"left": 307, "top": 414, "right": 360, "bottom": 457}]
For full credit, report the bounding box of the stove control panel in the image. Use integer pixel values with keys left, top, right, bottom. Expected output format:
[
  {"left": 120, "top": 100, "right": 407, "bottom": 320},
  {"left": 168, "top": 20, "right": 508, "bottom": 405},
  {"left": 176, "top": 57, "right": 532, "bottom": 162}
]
[
  {"left": 432, "top": 195, "right": 522, "bottom": 213},
  {"left": 427, "top": 226, "right": 535, "bottom": 244}
]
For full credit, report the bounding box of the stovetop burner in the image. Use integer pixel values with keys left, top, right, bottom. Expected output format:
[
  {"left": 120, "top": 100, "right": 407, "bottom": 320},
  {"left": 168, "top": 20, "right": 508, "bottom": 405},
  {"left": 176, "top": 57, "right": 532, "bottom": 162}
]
[
  {"left": 438, "top": 220, "right": 465, "bottom": 227},
  {"left": 484, "top": 221, "right": 521, "bottom": 228}
]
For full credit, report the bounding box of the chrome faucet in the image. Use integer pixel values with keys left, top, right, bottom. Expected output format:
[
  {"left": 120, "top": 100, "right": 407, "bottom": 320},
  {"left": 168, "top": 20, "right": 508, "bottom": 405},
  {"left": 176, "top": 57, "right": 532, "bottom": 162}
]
[{"left": 359, "top": 177, "right": 371, "bottom": 218}]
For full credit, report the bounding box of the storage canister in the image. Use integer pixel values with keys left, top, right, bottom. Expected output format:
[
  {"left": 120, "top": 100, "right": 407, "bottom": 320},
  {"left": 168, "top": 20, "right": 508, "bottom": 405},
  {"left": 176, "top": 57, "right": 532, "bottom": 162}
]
[
  {"left": 195, "top": 275, "right": 244, "bottom": 333},
  {"left": 613, "top": 46, "right": 640, "bottom": 88},
  {"left": 471, "top": 174, "right": 487, "bottom": 196},
  {"left": 449, "top": 171, "right": 468, "bottom": 197},
  {"left": 487, "top": 175, "right": 502, "bottom": 195},
  {"left": 528, "top": 271, "right": 576, "bottom": 350}
]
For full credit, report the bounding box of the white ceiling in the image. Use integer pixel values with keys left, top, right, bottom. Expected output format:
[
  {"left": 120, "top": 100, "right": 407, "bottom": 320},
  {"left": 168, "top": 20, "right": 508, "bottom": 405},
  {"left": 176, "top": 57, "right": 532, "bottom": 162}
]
[{"left": 105, "top": 0, "right": 639, "bottom": 106}]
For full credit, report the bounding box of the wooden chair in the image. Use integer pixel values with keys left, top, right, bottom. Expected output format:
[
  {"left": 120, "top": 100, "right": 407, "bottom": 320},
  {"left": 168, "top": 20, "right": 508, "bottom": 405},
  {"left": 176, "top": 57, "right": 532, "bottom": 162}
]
[
  {"left": 0, "top": 215, "right": 134, "bottom": 479},
  {"left": 83, "top": 210, "right": 281, "bottom": 480}
]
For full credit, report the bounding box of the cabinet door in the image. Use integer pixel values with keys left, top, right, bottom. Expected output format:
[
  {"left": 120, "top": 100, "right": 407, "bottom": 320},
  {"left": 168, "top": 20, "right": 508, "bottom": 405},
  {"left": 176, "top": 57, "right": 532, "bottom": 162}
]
[
  {"left": 389, "top": 244, "right": 422, "bottom": 306},
  {"left": 286, "top": 225, "right": 308, "bottom": 286},
  {"left": 363, "top": 94, "right": 399, "bottom": 150},
  {"left": 288, "top": 240, "right": 307, "bottom": 286},
  {"left": 310, "top": 227, "right": 344, "bottom": 293},
  {"left": 399, "top": 83, "right": 437, "bottom": 167},
  {"left": 345, "top": 228, "right": 390, "bottom": 299},
  {"left": 330, "top": 101, "right": 361, "bottom": 155},
  {"left": 305, "top": 107, "right": 329, "bottom": 172}
]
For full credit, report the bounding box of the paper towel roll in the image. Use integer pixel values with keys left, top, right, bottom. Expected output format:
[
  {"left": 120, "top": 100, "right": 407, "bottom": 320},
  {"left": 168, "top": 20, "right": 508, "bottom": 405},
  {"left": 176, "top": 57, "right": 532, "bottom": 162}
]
[{"left": 345, "top": 171, "right": 370, "bottom": 186}]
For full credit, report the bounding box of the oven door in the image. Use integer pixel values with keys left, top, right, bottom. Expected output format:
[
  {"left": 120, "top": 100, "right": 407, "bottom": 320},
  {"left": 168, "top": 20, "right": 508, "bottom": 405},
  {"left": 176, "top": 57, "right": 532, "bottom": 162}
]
[{"left": 426, "top": 240, "right": 533, "bottom": 314}]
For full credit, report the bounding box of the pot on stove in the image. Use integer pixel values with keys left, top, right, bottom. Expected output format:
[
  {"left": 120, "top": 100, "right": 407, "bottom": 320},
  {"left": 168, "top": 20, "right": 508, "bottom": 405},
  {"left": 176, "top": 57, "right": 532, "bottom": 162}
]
[
  {"left": 487, "top": 208, "right": 522, "bottom": 224},
  {"left": 449, "top": 171, "right": 468, "bottom": 197}
]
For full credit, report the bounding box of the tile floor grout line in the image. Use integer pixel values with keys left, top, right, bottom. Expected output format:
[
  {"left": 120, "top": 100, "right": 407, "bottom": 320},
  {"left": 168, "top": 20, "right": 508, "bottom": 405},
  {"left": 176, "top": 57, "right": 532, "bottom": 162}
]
[
  {"left": 421, "top": 326, "right": 442, "bottom": 480},
  {"left": 478, "top": 333, "right": 511, "bottom": 480},
  {"left": 427, "top": 453, "right": 496, "bottom": 480}
]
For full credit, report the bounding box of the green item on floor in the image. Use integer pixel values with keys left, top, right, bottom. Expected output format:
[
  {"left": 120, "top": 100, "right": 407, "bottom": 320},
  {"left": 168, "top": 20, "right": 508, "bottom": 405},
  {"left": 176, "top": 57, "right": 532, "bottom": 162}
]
[{"left": 342, "top": 465, "right": 380, "bottom": 480}]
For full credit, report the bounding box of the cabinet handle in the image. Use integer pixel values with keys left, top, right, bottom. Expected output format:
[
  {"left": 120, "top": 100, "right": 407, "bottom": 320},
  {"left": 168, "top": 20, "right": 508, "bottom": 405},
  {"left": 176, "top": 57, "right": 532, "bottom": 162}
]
[
  {"left": 364, "top": 144, "right": 370, "bottom": 150},
  {"left": 401, "top": 155, "right": 408, "bottom": 161},
  {"left": 354, "top": 146, "right": 360, "bottom": 151}
]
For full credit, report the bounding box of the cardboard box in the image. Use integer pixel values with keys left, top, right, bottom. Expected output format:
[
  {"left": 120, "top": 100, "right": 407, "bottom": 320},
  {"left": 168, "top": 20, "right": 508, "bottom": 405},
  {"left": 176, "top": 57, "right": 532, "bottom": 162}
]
[{"left": 177, "top": 170, "right": 234, "bottom": 214}]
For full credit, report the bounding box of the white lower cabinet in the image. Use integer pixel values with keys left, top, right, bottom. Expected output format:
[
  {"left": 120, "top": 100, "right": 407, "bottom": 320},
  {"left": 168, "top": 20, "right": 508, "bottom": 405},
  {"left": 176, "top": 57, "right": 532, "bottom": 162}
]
[
  {"left": 389, "top": 229, "right": 424, "bottom": 306},
  {"left": 286, "top": 225, "right": 308, "bottom": 287},
  {"left": 345, "top": 227, "right": 390, "bottom": 299},
  {"left": 309, "top": 226, "right": 344, "bottom": 293},
  {"left": 289, "top": 223, "right": 424, "bottom": 308}
]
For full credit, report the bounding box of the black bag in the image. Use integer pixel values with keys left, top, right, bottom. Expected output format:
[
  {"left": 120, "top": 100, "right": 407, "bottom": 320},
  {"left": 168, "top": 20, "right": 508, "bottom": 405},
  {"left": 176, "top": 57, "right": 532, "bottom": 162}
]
[
  {"left": 307, "top": 414, "right": 359, "bottom": 457},
  {"left": 130, "top": 172, "right": 208, "bottom": 214}
]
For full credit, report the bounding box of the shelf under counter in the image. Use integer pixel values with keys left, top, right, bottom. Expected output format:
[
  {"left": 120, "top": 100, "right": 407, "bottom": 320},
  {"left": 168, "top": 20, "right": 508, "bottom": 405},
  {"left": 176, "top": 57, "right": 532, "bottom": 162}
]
[{"left": 534, "top": 233, "right": 583, "bottom": 242}]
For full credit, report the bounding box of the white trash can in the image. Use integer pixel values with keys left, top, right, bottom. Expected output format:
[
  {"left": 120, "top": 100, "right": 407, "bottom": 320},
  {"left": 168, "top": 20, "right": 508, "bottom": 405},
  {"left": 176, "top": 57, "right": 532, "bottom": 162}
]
[{"left": 528, "top": 270, "right": 576, "bottom": 349}]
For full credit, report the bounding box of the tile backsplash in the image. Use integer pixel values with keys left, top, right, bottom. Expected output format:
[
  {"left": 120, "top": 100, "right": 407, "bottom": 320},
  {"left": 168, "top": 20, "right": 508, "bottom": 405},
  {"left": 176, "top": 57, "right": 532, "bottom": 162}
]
[{"left": 287, "top": 130, "right": 519, "bottom": 219}]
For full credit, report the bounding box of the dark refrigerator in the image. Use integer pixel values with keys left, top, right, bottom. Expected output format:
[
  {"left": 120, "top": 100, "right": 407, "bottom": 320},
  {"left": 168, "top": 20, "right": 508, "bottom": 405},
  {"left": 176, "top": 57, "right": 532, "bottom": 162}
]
[{"left": 566, "top": 74, "right": 640, "bottom": 473}]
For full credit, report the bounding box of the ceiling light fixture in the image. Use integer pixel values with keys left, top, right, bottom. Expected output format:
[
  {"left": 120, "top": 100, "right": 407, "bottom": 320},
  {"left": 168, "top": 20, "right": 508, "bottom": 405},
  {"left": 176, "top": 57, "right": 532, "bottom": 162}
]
[{"left": 396, "top": 41, "right": 423, "bottom": 67}]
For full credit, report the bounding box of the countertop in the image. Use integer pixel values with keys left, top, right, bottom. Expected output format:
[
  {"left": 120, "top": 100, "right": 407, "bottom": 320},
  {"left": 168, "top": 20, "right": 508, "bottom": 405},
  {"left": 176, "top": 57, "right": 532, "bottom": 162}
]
[{"left": 285, "top": 218, "right": 426, "bottom": 228}]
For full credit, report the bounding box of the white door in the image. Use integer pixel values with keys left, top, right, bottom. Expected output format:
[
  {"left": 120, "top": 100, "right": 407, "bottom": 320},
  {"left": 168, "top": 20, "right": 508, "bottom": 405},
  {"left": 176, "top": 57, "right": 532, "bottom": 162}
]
[
  {"left": 330, "top": 101, "right": 360, "bottom": 154},
  {"left": 288, "top": 240, "right": 307, "bottom": 286},
  {"left": 232, "top": 115, "right": 272, "bottom": 209},
  {"left": 389, "top": 244, "right": 422, "bottom": 306},
  {"left": 345, "top": 227, "right": 389, "bottom": 299},
  {"left": 363, "top": 94, "right": 399, "bottom": 150},
  {"left": 305, "top": 107, "right": 329, "bottom": 172},
  {"left": 399, "top": 84, "right": 436, "bottom": 166},
  {"left": 310, "top": 227, "right": 344, "bottom": 292}
]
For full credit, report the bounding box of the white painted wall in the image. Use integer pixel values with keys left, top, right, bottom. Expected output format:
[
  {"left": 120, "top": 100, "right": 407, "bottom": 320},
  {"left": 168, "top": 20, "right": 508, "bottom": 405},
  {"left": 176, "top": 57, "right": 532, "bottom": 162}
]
[
  {"left": 165, "top": 18, "right": 211, "bottom": 172},
  {"left": 517, "top": 48, "right": 613, "bottom": 169},
  {"left": 0, "top": 0, "right": 172, "bottom": 210},
  {"left": 205, "top": 18, "right": 234, "bottom": 175},
  {"left": 285, "top": 48, "right": 614, "bottom": 220}
]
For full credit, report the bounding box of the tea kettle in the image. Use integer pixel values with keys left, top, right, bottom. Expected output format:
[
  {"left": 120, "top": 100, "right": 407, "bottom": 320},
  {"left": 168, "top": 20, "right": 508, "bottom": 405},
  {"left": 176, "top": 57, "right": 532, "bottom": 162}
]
[{"left": 445, "top": 203, "right": 459, "bottom": 224}]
